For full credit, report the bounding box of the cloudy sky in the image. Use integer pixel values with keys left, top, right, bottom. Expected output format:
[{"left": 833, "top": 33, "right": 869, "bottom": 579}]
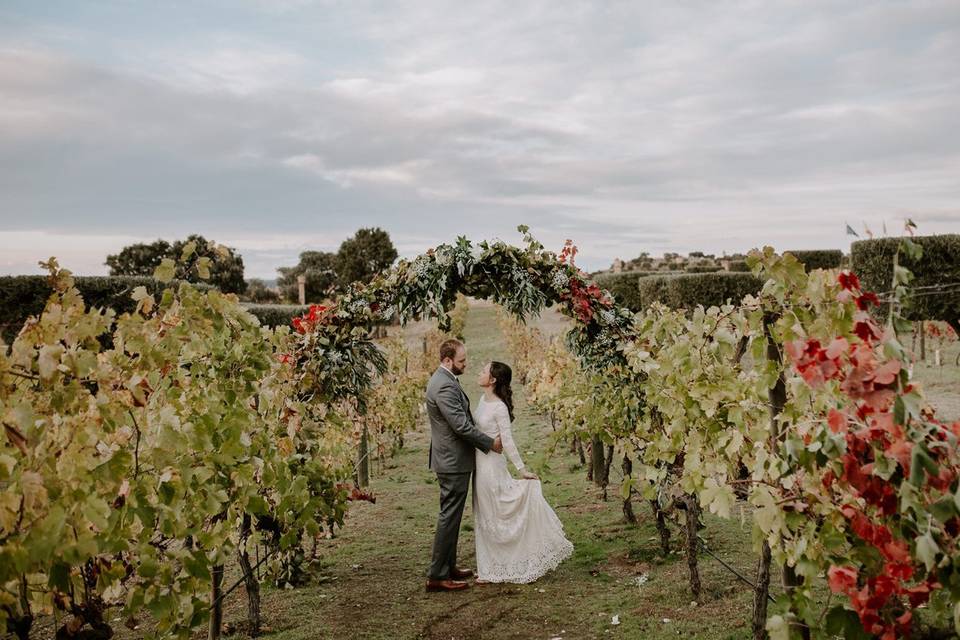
[{"left": 1, "top": 1, "right": 958, "bottom": 278}]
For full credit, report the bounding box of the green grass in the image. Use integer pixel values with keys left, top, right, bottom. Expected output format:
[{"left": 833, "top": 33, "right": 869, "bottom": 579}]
[{"left": 909, "top": 328, "right": 960, "bottom": 422}]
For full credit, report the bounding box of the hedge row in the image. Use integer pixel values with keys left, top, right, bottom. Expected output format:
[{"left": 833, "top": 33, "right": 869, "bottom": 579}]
[
  {"left": 851, "top": 234, "right": 960, "bottom": 332},
  {"left": 241, "top": 303, "right": 309, "bottom": 328},
  {"left": 784, "top": 249, "right": 844, "bottom": 271},
  {"left": 638, "top": 272, "right": 764, "bottom": 310},
  {"left": 593, "top": 271, "right": 661, "bottom": 310},
  {"left": 0, "top": 275, "right": 313, "bottom": 342},
  {"left": 685, "top": 265, "right": 722, "bottom": 273},
  {"left": 0, "top": 275, "right": 214, "bottom": 342}
]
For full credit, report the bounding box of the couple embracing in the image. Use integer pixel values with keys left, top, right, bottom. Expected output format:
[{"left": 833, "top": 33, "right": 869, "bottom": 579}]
[{"left": 425, "top": 338, "right": 573, "bottom": 592}]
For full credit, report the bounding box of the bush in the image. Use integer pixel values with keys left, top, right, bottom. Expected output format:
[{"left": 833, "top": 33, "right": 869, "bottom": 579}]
[
  {"left": 593, "top": 271, "right": 661, "bottom": 310},
  {"left": 243, "top": 279, "right": 282, "bottom": 304},
  {"left": 0, "top": 275, "right": 213, "bottom": 342},
  {"left": 785, "top": 249, "right": 843, "bottom": 271},
  {"left": 851, "top": 234, "right": 960, "bottom": 333},
  {"left": 106, "top": 235, "right": 247, "bottom": 294},
  {"left": 638, "top": 272, "right": 764, "bottom": 310},
  {"left": 242, "top": 304, "right": 309, "bottom": 328},
  {"left": 727, "top": 260, "right": 751, "bottom": 272},
  {"left": 685, "top": 265, "right": 722, "bottom": 273}
]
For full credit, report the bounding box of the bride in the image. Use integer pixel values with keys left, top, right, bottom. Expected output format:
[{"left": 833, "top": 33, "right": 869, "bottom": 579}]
[{"left": 472, "top": 361, "right": 574, "bottom": 584}]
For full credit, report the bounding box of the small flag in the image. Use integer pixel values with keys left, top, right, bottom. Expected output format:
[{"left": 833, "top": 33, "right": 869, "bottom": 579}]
[{"left": 845, "top": 223, "right": 859, "bottom": 237}]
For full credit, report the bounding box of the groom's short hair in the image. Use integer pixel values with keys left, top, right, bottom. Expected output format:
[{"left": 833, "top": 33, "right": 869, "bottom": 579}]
[{"left": 439, "top": 338, "right": 463, "bottom": 362}]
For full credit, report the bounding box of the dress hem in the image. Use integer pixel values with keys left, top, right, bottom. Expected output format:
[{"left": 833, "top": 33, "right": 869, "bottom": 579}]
[{"left": 476, "top": 538, "right": 574, "bottom": 584}]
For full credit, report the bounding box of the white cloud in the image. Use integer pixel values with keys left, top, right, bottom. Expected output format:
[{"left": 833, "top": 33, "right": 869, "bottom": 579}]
[
  {"left": 0, "top": 0, "right": 959, "bottom": 277},
  {"left": 281, "top": 153, "right": 426, "bottom": 188},
  {"left": 143, "top": 42, "right": 308, "bottom": 94}
]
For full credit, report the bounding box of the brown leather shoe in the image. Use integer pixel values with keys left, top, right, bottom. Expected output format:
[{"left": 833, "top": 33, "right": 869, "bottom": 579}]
[
  {"left": 450, "top": 567, "right": 474, "bottom": 580},
  {"left": 425, "top": 578, "right": 469, "bottom": 592}
]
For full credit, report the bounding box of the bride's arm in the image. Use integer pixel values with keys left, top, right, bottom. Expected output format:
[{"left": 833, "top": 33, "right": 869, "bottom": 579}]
[{"left": 495, "top": 403, "right": 526, "bottom": 472}]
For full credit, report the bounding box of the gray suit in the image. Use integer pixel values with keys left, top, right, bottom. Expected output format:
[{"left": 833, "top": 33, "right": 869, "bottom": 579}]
[{"left": 425, "top": 366, "right": 495, "bottom": 580}]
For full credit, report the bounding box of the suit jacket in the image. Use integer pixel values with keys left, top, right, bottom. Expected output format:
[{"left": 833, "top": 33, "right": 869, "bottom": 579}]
[{"left": 426, "top": 366, "right": 495, "bottom": 473}]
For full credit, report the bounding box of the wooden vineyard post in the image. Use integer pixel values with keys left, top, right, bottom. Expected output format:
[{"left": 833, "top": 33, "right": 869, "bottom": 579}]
[
  {"left": 600, "top": 444, "right": 615, "bottom": 500},
  {"left": 238, "top": 514, "right": 262, "bottom": 636},
  {"left": 752, "top": 541, "right": 773, "bottom": 639},
  {"left": 683, "top": 493, "right": 702, "bottom": 600},
  {"left": 622, "top": 454, "right": 637, "bottom": 524},
  {"left": 752, "top": 311, "right": 808, "bottom": 640},
  {"left": 209, "top": 564, "right": 225, "bottom": 640},
  {"left": 753, "top": 311, "right": 784, "bottom": 639},
  {"left": 358, "top": 417, "right": 370, "bottom": 488},
  {"left": 590, "top": 435, "right": 604, "bottom": 486},
  {"left": 920, "top": 321, "right": 926, "bottom": 361},
  {"left": 12, "top": 575, "right": 32, "bottom": 640}
]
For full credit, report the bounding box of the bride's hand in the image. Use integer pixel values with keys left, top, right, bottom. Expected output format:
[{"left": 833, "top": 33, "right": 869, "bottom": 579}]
[{"left": 521, "top": 470, "right": 538, "bottom": 480}]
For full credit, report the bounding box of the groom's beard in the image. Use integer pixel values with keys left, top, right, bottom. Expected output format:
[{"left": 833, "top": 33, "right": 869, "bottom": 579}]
[{"left": 451, "top": 363, "right": 465, "bottom": 376}]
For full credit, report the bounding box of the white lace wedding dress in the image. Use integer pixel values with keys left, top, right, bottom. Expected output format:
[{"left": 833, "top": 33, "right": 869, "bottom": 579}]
[{"left": 472, "top": 395, "right": 574, "bottom": 583}]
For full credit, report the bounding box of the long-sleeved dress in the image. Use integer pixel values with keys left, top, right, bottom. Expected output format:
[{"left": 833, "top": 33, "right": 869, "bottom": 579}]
[{"left": 472, "top": 395, "right": 574, "bottom": 583}]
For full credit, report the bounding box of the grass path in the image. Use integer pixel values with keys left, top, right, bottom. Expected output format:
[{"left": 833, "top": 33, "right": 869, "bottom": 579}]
[
  {"left": 911, "top": 331, "right": 960, "bottom": 422},
  {"left": 242, "top": 303, "right": 762, "bottom": 640}
]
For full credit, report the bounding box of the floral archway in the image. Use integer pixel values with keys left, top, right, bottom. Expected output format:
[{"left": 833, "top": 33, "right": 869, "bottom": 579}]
[{"left": 285, "top": 226, "right": 634, "bottom": 404}]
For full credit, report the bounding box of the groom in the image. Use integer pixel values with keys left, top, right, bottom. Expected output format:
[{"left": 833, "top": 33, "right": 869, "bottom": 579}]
[{"left": 425, "top": 338, "right": 503, "bottom": 592}]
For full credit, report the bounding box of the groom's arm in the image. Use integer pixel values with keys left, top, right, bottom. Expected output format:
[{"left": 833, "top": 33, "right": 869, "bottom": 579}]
[{"left": 435, "top": 383, "right": 496, "bottom": 453}]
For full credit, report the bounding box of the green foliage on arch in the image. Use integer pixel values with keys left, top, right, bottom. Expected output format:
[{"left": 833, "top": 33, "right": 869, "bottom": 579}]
[{"left": 282, "top": 227, "right": 637, "bottom": 405}]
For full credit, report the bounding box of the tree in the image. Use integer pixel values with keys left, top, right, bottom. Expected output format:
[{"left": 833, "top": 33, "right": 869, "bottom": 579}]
[
  {"left": 105, "top": 240, "right": 171, "bottom": 276},
  {"left": 170, "top": 235, "right": 246, "bottom": 294},
  {"left": 335, "top": 228, "right": 398, "bottom": 287},
  {"left": 626, "top": 252, "right": 649, "bottom": 269},
  {"left": 105, "top": 235, "right": 246, "bottom": 294},
  {"left": 277, "top": 251, "right": 338, "bottom": 303},
  {"left": 243, "top": 279, "right": 281, "bottom": 304}
]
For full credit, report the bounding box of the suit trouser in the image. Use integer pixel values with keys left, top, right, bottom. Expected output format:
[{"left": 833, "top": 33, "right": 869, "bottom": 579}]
[{"left": 428, "top": 472, "right": 472, "bottom": 580}]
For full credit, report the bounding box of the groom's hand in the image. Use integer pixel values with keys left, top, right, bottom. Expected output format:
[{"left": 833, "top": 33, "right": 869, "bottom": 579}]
[{"left": 491, "top": 435, "right": 503, "bottom": 454}]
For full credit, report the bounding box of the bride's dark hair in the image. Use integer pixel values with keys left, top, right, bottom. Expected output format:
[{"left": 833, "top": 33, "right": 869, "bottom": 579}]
[{"left": 489, "top": 361, "right": 515, "bottom": 422}]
